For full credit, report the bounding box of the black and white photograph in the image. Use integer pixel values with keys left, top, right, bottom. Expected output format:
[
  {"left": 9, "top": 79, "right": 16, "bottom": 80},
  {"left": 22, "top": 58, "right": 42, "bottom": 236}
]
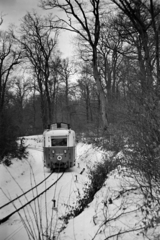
[{"left": 0, "top": 1, "right": 160, "bottom": 240}]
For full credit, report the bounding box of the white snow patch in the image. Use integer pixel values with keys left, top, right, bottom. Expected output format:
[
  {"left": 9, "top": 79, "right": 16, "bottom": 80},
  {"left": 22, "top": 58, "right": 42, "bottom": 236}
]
[{"left": 0, "top": 135, "right": 160, "bottom": 240}]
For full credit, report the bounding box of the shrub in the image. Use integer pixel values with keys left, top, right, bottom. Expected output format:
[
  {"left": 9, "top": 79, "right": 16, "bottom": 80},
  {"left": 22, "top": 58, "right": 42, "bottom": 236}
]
[
  {"left": 60, "top": 154, "right": 120, "bottom": 225},
  {"left": 0, "top": 112, "right": 28, "bottom": 165}
]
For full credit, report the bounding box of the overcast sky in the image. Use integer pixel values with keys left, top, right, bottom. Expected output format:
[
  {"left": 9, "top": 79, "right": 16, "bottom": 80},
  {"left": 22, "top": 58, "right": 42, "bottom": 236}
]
[{"left": 0, "top": 0, "right": 74, "bottom": 57}]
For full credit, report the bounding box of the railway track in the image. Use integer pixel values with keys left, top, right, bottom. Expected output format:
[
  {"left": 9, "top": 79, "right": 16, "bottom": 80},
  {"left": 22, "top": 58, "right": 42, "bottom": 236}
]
[
  {"left": 0, "top": 141, "right": 86, "bottom": 240},
  {"left": 0, "top": 145, "right": 65, "bottom": 225},
  {"left": 0, "top": 170, "right": 65, "bottom": 225},
  {"left": 0, "top": 141, "right": 83, "bottom": 226},
  {"left": 0, "top": 171, "right": 53, "bottom": 210}
]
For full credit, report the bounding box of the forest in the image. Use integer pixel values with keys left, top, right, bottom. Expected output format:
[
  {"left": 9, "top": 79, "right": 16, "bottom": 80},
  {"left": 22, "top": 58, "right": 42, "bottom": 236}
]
[{"left": 0, "top": 0, "right": 160, "bottom": 179}]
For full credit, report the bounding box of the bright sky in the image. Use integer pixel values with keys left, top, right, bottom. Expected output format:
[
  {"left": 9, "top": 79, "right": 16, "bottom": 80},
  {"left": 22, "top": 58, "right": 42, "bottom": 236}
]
[{"left": 0, "top": 0, "right": 74, "bottom": 57}]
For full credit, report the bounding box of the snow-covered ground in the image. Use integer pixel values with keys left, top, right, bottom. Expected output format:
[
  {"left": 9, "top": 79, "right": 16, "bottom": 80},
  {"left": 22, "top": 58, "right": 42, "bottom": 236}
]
[{"left": 0, "top": 135, "right": 160, "bottom": 240}]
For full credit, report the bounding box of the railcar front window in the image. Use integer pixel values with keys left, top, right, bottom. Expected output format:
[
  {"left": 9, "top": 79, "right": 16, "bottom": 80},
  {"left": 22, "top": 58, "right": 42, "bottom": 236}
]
[{"left": 51, "top": 138, "right": 67, "bottom": 146}]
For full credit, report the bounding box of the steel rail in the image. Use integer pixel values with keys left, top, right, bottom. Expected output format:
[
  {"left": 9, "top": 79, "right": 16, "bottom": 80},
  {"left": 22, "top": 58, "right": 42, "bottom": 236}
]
[
  {"left": 0, "top": 171, "right": 65, "bottom": 225},
  {"left": 0, "top": 171, "right": 54, "bottom": 210}
]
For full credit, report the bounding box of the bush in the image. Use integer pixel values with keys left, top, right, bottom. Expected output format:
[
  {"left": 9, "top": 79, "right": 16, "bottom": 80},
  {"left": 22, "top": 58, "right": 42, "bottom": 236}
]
[
  {"left": 0, "top": 112, "right": 28, "bottom": 165},
  {"left": 60, "top": 154, "right": 120, "bottom": 225},
  {"left": 124, "top": 93, "right": 160, "bottom": 182}
]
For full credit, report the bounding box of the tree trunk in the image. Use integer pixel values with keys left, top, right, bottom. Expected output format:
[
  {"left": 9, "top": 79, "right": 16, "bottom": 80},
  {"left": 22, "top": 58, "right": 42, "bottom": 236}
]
[
  {"left": 93, "top": 49, "right": 108, "bottom": 131},
  {"left": 65, "top": 76, "right": 69, "bottom": 123},
  {"left": 37, "top": 76, "right": 48, "bottom": 129},
  {"left": 40, "top": 93, "right": 47, "bottom": 129}
]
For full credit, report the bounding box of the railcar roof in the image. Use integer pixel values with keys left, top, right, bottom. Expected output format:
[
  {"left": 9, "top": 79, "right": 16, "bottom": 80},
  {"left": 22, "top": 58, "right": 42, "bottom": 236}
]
[{"left": 44, "top": 129, "right": 74, "bottom": 137}]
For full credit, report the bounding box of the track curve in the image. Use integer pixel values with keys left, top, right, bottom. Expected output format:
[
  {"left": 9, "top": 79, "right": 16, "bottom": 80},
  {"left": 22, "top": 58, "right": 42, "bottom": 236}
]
[
  {"left": 0, "top": 171, "right": 65, "bottom": 225},
  {"left": 0, "top": 171, "right": 53, "bottom": 210}
]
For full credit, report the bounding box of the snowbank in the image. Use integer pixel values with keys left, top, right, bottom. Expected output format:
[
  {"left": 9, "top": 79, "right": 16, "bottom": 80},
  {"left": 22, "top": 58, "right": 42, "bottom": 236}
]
[
  {"left": 1, "top": 136, "right": 160, "bottom": 240},
  {"left": 59, "top": 168, "right": 160, "bottom": 240}
]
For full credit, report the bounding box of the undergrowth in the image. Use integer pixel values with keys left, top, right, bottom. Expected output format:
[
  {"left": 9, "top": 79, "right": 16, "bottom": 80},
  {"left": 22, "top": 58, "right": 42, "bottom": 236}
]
[{"left": 59, "top": 155, "right": 120, "bottom": 225}]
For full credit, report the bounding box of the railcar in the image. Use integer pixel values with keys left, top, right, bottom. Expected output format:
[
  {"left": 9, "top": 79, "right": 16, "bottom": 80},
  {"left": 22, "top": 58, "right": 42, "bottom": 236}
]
[{"left": 43, "top": 122, "right": 76, "bottom": 170}]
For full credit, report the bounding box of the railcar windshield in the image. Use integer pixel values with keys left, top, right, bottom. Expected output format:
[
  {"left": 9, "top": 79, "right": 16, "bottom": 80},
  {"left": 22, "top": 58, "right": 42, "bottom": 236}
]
[
  {"left": 51, "top": 138, "right": 67, "bottom": 146},
  {"left": 50, "top": 123, "right": 70, "bottom": 129}
]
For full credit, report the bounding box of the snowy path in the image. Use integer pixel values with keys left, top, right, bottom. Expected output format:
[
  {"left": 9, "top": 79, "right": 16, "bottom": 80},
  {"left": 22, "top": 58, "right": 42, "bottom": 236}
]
[
  {"left": 0, "top": 148, "right": 45, "bottom": 240},
  {"left": 0, "top": 138, "right": 94, "bottom": 240},
  {"left": 1, "top": 136, "right": 157, "bottom": 240}
]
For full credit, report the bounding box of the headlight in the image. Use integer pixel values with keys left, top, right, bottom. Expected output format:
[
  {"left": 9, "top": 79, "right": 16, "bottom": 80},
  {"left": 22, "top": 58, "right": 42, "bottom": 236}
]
[
  {"left": 64, "top": 150, "right": 67, "bottom": 154},
  {"left": 57, "top": 155, "right": 62, "bottom": 161}
]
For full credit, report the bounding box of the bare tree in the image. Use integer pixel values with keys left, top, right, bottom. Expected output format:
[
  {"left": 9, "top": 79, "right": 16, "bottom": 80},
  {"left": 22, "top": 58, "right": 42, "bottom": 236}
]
[
  {"left": 97, "top": 15, "right": 124, "bottom": 100},
  {"left": 49, "top": 56, "right": 61, "bottom": 122},
  {"left": 11, "top": 76, "right": 31, "bottom": 135},
  {"left": 41, "top": 0, "right": 109, "bottom": 131},
  {"left": 111, "top": 0, "right": 160, "bottom": 92},
  {"left": 78, "top": 64, "right": 95, "bottom": 124},
  {"left": 57, "top": 58, "right": 76, "bottom": 122},
  {"left": 0, "top": 31, "right": 22, "bottom": 115},
  {"left": 12, "top": 12, "right": 59, "bottom": 128}
]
